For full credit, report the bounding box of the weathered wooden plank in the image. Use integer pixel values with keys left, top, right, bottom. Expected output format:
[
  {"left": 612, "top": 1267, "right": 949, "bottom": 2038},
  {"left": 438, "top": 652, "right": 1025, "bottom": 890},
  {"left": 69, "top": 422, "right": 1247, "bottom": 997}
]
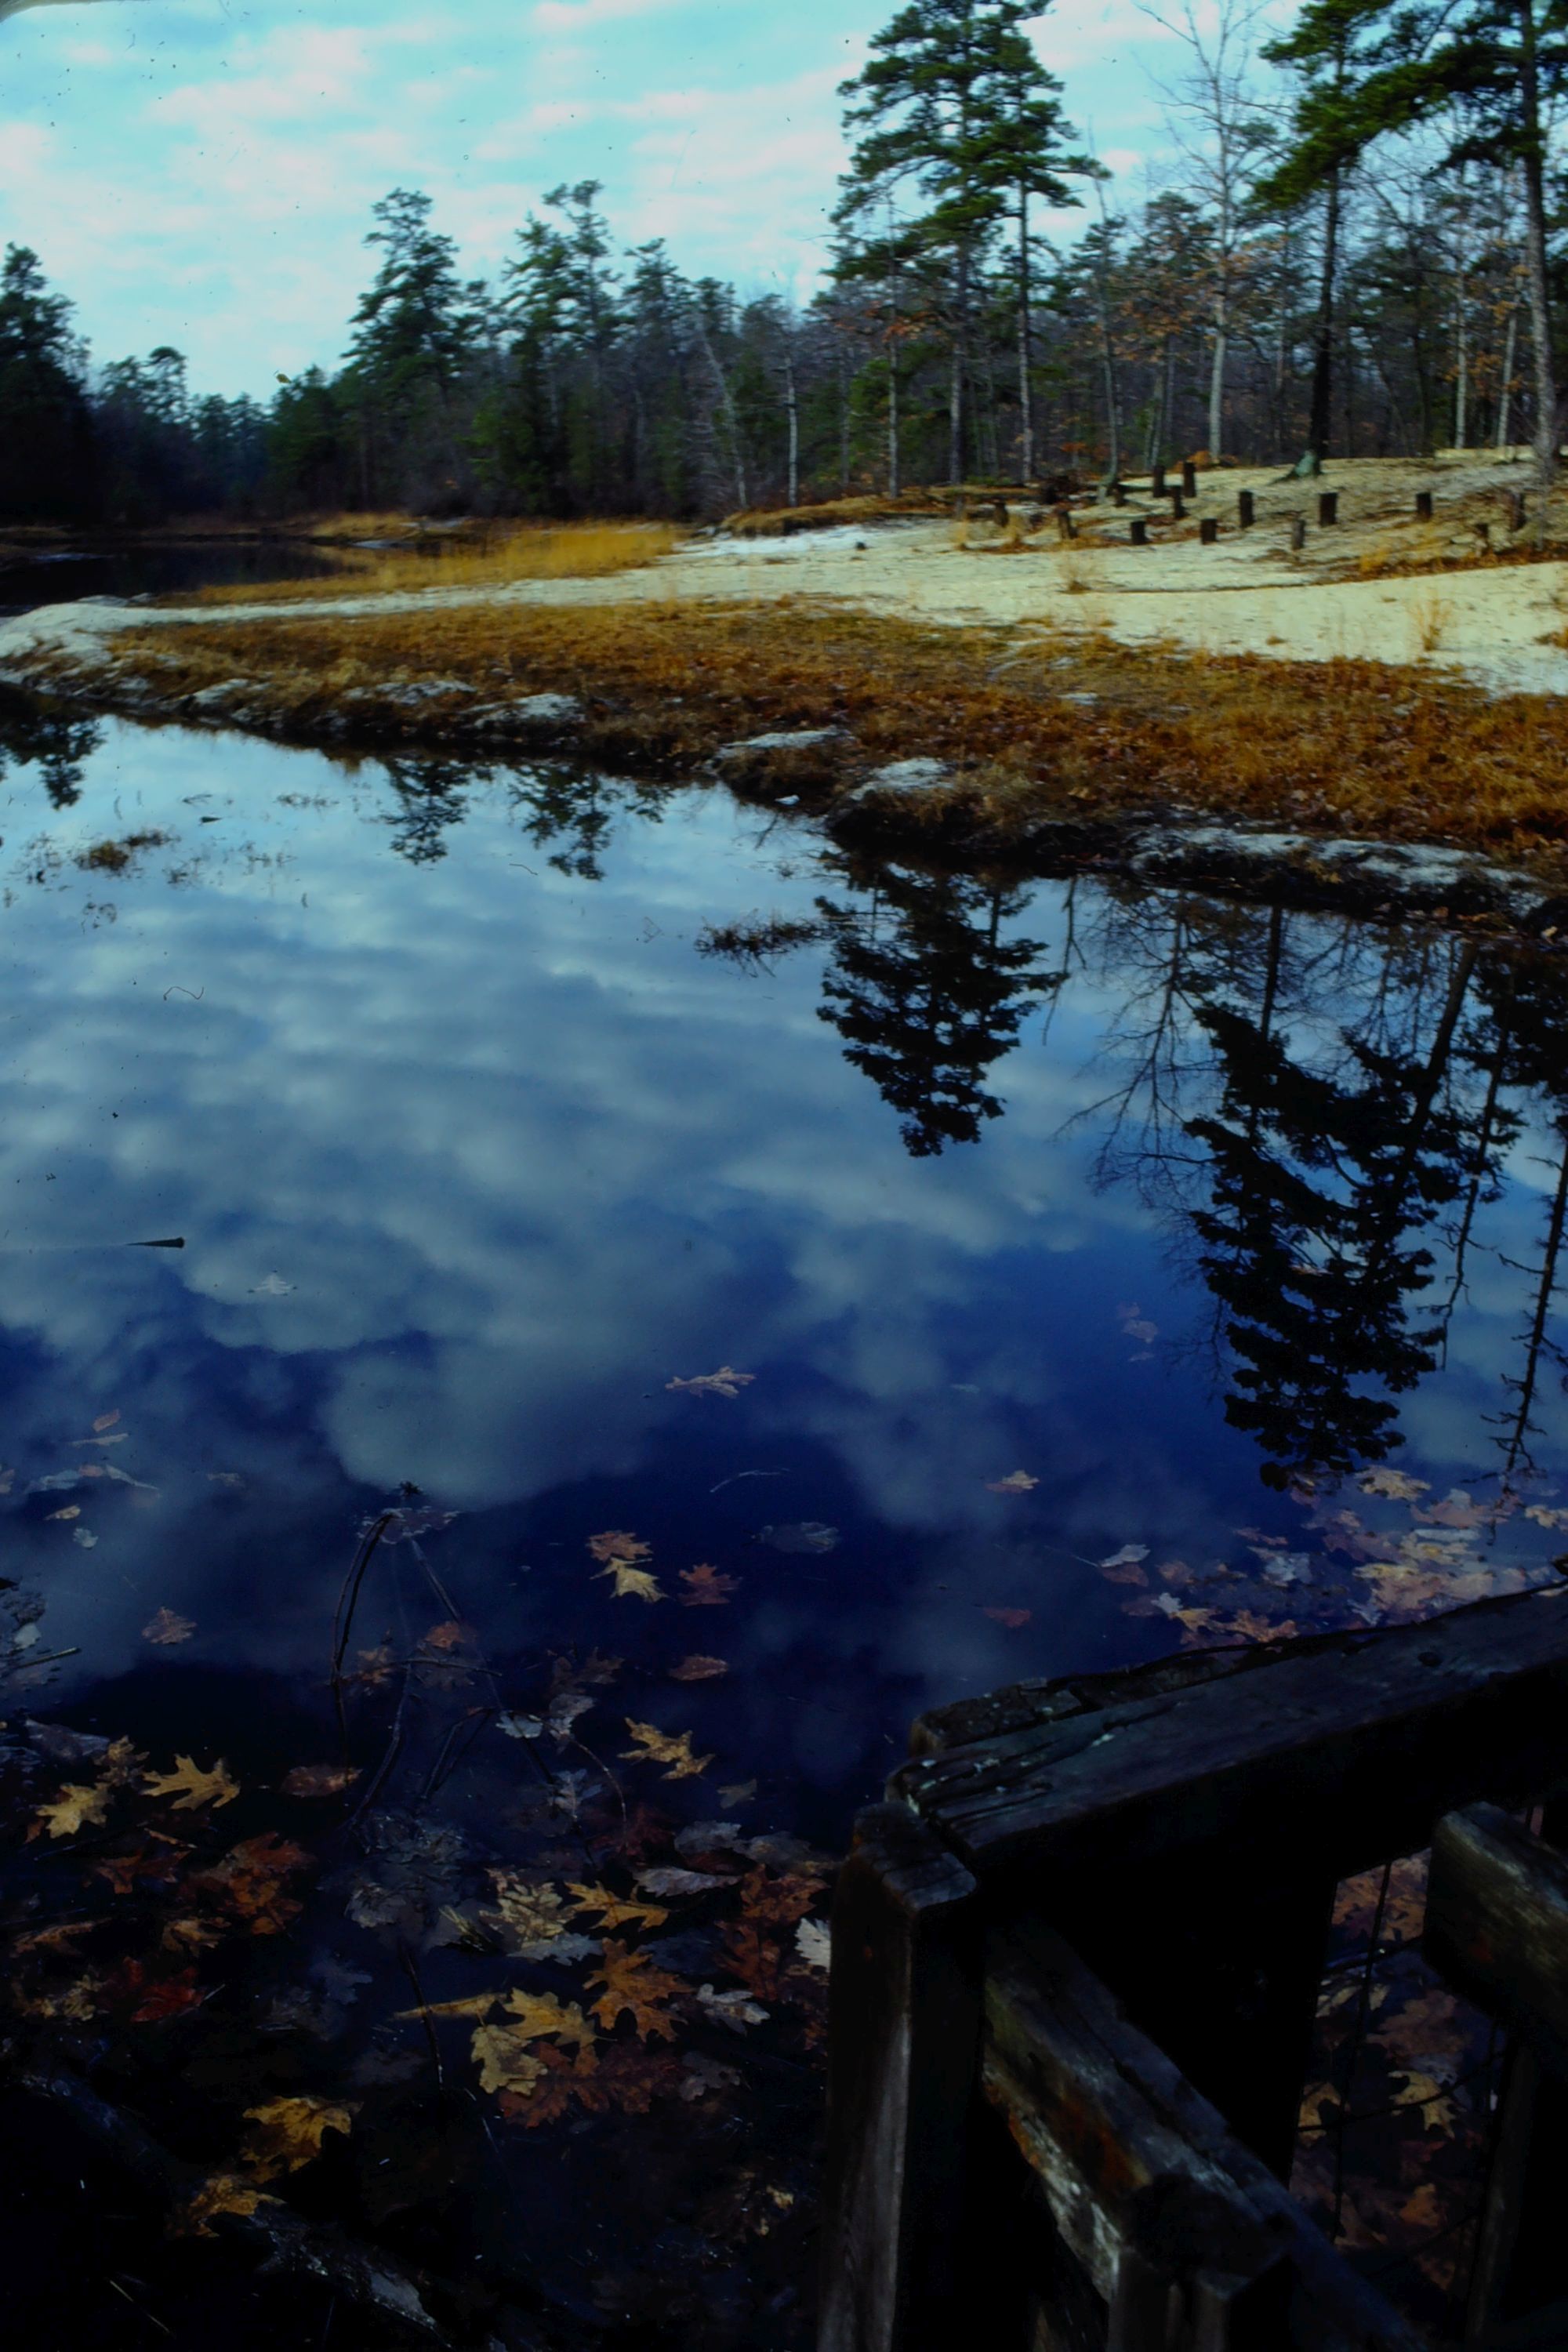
[
  {"left": 1426, "top": 1804, "right": 1568, "bottom": 2081},
  {"left": 909, "top": 1646, "right": 1261, "bottom": 1761},
  {"left": 984, "top": 1922, "right": 1423, "bottom": 2352},
  {"left": 817, "top": 1802, "right": 982, "bottom": 2352},
  {"left": 892, "top": 1591, "right": 1568, "bottom": 1882}
]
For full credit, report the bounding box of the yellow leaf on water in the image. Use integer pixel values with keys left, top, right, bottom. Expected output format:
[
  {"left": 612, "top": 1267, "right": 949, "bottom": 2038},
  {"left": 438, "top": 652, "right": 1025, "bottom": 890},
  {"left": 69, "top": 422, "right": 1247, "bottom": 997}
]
[
  {"left": 172, "top": 2172, "right": 283, "bottom": 2238},
  {"left": 241, "top": 2095, "right": 358, "bottom": 2182},
  {"left": 396, "top": 1991, "right": 506, "bottom": 2020},
  {"left": 143, "top": 1755, "right": 239, "bottom": 1811},
  {"left": 588, "top": 1940, "right": 687, "bottom": 2042},
  {"left": 471, "top": 2024, "right": 548, "bottom": 2098},
  {"left": 31, "top": 1781, "right": 113, "bottom": 1840},
  {"left": 621, "top": 1719, "right": 713, "bottom": 1780},
  {"left": 568, "top": 1881, "right": 669, "bottom": 1932},
  {"left": 502, "top": 1989, "right": 597, "bottom": 2053},
  {"left": 489, "top": 1871, "right": 568, "bottom": 1947},
  {"left": 597, "top": 1561, "right": 664, "bottom": 1602},
  {"left": 670, "top": 1654, "right": 728, "bottom": 1681}
]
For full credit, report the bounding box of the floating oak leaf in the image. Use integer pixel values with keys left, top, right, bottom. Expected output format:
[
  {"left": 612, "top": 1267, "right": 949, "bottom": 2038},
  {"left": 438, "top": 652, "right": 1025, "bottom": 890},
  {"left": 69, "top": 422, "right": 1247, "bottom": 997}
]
[
  {"left": 682, "top": 2051, "right": 741, "bottom": 2101},
  {"left": 489, "top": 1871, "right": 568, "bottom": 1951},
  {"left": 45, "top": 1505, "right": 80, "bottom": 1523},
  {"left": 666, "top": 1367, "right": 754, "bottom": 1398},
  {"left": 985, "top": 1471, "right": 1038, "bottom": 1495},
  {"left": 471, "top": 2024, "right": 549, "bottom": 2099},
  {"left": 637, "top": 1865, "right": 736, "bottom": 1897},
  {"left": 241, "top": 2095, "right": 358, "bottom": 2182},
  {"left": 720, "top": 1922, "right": 786, "bottom": 2002},
  {"left": 31, "top": 1781, "right": 113, "bottom": 1840},
  {"left": 194, "top": 1833, "right": 312, "bottom": 1933},
  {"left": 93, "top": 1842, "right": 188, "bottom": 1896},
  {"left": 502, "top": 1989, "right": 597, "bottom": 2054},
  {"left": 143, "top": 1755, "right": 239, "bottom": 1811},
  {"left": 587, "top": 1530, "right": 652, "bottom": 1567},
  {"left": 697, "top": 1982, "right": 769, "bottom": 2032},
  {"left": 125, "top": 1963, "right": 205, "bottom": 2024},
  {"left": 598, "top": 1561, "right": 664, "bottom": 1602},
  {"left": 795, "top": 1918, "right": 832, "bottom": 1971},
  {"left": 568, "top": 1882, "right": 670, "bottom": 1932},
  {"left": 281, "top": 1763, "right": 361, "bottom": 1798},
  {"left": 1357, "top": 1468, "right": 1429, "bottom": 1501},
  {"left": 142, "top": 1607, "right": 195, "bottom": 1646},
  {"left": 419, "top": 1619, "right": 470, "bottom": 1652},
  {"left": 681, "top": 1564, "right": 739, "bottom": 1606},
  {"left": 670, "top": 1653, "right": 728, "bottom": 1681},
  {"left": 740, "top": 1865, "right": 826, "bottom": 1928},
  {"left": 1100, "top": 1543, "right": 1150, "bottom": 1573},
  {"left": 72, "top": 1526, "right": 98, "bottom": 1549},
  {"left": 982, "top": 1606, "right": 1031, "bottom": 1628},
  {"left": 93, "top": 1411, "right": 121, "bottom": 1433},
  {"left": 588, "top": 1940, "right": 687, "bottom": 2041},
  {"left": 162, "top": 1915, "right": 223, "bottom": 1955},
  {"left": 172, "top": 2173, "right": 284, "bottom": 2238},
  {"left": 622, "top": 1719, "right": 713, "bottom": 1780}
]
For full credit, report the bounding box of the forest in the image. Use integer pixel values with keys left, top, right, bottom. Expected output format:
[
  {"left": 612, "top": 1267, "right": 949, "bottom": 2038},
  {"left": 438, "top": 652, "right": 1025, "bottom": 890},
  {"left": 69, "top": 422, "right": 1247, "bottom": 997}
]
[{"left": 0, "top": 0, "right": 1561, "bottom": 524}]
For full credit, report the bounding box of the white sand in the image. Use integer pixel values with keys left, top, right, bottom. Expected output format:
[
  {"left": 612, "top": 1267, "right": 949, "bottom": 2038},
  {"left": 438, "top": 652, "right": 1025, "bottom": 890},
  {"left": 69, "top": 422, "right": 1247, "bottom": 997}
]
[{"left": 3, "top": 451, "right": 1565, "bottom": 698}]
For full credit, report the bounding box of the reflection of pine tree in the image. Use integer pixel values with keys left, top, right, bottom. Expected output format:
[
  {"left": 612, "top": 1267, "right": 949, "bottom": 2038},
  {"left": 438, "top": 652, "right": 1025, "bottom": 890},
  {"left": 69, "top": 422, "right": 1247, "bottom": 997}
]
[
  {"left": 1472, "top": 958, "right": 1568, "bottom": 1480},
  {"left": 0, "top": 688, "right": 102, "bottom": 808},
  {"left": 507, "top": 768, "right": 662, "bottom": 883},
  {"left": 815, "top": 866, "right": 1053, "bottom": 1156},
  {"left": 1187, "top": 943, "right": 1479, "bottom": 1484},
  {"left": 380, "top": 757, "right": 477, "bottom": 864}
]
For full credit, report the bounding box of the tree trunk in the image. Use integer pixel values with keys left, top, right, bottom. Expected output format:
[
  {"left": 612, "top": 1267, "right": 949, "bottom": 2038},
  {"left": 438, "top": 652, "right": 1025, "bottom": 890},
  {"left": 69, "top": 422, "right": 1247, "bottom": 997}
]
[
  {"left": 839, "top": 350, "right": 852, "bottom": 495},
  {"left": 1497, "top": 302, "right": 1519, "bottom": 450},
  {"left": 1518, "top": 0, "right": 1559, "bottom": 492},
  {"left": 784, "top": 348, "right": 799, "bottom": 506},
  {"left": 887, "top": 327, "right": 901, "bottom": 496},
  {"left": 949, "top": 246, "right": 969, "bottom": 486},
  {"left": 1308, "top": 166, "right": 1341, "bottom": 461},
  {"left": 1016, "top": 192, "right": 1034, "bottom": 483},
  {"left": 1208, "top": 302, "right": 1229, "bottom": 463}
]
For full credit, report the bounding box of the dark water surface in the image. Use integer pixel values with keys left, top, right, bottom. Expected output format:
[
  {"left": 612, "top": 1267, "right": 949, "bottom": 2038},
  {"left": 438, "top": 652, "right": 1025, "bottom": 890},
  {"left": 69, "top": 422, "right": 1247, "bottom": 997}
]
[
  {"left": 0, "top": 539, "right": 343, "bottom": 618},
  {"left": 2, "top": 691, "right": 1566, "bottom": 2343}
]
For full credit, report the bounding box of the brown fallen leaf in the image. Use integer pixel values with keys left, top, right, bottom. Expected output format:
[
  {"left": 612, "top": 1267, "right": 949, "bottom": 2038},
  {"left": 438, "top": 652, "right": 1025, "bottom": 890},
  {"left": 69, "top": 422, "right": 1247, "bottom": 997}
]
[
  {"left": 172, "top": 2172, "right": 284, "bottom": 2238},
  {"left": 142, "top": 1607, "right": 195, "bottom": 1646},
  {"left": 143, "top": 1755, "right": 240, "bottom": 1812},
  {"left": 420, "top": 1619, "right": 471, "bottom": 1651},
  {"left": 568, "top": 1881, "right": 669, "bottom": 1932},
  {"left": 670, "top": 1653, "right": 728, "bottom": 1681},
  {"left": 985, "top": 1470, "right": 1038, "bottom": 1495},
  {"left": 193, "top": 1832, "right": 312, "bottom": 1933},
  {"left": 241, "top": 2095, "right": 358, "bottom": 2182},
  {"left": 93, "top": 1410, "right": 122, "bottom": 1433},
  {"left": 622, "top": 1719, "right": 713, "bottom": 1780},
  {"left": 681, "top": 1563, "right": 739, "bottom": 1606},
  {"left": 281, "top": 1763, "right": 361, "bottom": 1798},
  {"left": 665, "top": 1367, "right": 754, "bottom": 1398},
  {"left": 982, "top": 1606, "right": 1031, "bottom": 1628},
  {"left": 588, "top": 1940, "right": 687, "bottom": 2042},
  {"left": 502, "top": 1989, "right": 597, "bottom": 2054},
  {"left": 45, "top": 1505, "right": 80, "bottom": 1523},
  {"left": 587, "top": 1529, "right": 652, "bottom": 1566},
  {"left": 472, "top": 2024, "right": 548, "bottom": 2099}
]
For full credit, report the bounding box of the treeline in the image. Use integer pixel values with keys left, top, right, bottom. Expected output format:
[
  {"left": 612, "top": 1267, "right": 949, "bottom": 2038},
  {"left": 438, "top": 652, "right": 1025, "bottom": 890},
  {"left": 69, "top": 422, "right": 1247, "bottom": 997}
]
[{"left": 2, "top": 0, "right": 1564, "bottom": 528}]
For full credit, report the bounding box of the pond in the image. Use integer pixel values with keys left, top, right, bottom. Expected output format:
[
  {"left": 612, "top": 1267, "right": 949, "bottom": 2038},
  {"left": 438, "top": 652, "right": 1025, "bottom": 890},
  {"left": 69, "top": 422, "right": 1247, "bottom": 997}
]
[
  {"left": 1, "top": 690, "right": 1565, "bottom": 2347},
  {"left": 0, "top": 540, "right": 345, "bottom": 619}
]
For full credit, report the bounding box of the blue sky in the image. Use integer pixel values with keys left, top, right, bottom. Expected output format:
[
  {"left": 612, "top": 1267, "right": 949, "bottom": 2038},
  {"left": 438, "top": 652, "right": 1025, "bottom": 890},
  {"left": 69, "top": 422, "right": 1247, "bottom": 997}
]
[{"left": 0, "top": 0, "right": 1282, "bottom": 397}]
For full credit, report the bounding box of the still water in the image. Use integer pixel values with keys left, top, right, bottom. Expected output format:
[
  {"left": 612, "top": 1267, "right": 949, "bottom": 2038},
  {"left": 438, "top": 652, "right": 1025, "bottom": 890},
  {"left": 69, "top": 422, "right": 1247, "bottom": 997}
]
[{"left": 1, "top": 688, "right": 1565, "bottom": 2343}]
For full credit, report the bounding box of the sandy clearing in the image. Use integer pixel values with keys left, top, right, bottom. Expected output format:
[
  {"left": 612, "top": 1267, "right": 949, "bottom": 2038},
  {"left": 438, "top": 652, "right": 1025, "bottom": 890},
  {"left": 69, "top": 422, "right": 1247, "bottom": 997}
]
[{"left": 2, "top": 452, "right": 1565, "bottom": 698}]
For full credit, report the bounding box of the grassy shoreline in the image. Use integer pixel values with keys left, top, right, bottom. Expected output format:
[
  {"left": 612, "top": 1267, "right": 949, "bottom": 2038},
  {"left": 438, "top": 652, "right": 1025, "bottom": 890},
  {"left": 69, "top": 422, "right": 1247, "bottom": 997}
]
[{"left": 12, "top": 591, "right": 1568, "bottom": 933}]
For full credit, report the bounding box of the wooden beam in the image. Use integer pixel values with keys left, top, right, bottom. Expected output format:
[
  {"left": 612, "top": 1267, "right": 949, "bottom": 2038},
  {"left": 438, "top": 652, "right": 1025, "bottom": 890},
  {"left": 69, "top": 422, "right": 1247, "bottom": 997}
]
[
  {"left": 982, "top": 1922, "right": 1422, "bottom": 2350},
  {"left": 818, "top": 1802, "right": 982, "bottom": 2352},
  {"left": 891, "top": 1592, "right": 1568, "bottom": 1883},
  {"left": 1427, "top": 1804, "right": 1568, "bottom": 2080}
]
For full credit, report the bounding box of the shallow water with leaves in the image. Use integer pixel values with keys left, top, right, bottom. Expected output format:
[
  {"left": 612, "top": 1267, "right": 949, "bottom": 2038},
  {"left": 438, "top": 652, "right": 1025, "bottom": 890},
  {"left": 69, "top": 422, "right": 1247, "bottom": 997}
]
[{"left": 2, "top": 693, "right": 1566, "bottom": 2346}]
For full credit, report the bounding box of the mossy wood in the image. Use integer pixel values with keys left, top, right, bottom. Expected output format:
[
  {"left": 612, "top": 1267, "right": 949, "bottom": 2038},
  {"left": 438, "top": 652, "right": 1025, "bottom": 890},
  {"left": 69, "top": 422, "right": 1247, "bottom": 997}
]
[{"left": 820, "top": 1590, "right": 1568, "bottom": 2352}]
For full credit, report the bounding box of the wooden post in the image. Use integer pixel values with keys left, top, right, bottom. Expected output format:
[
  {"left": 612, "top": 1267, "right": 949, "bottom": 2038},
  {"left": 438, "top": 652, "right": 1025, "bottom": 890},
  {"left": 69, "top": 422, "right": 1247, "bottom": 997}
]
[
  {"left": 1055, "top": 506, "right": 1077, "bottom": 543},
  {"left": 1131, "top": 518, "right": 1148, "bottom": 546},
  {"left": 1290, "top": 516, "right": 1306, "bottom": 552},
  {"left": 1507, "top": 491, "right": 1526, "bottom": 532},
  {"left": 1200, "top": 517, "right": 1218, "bottom": 546},
  {"left": 991, "top": 497, "right": 1008, "bottom": 530},
  {"left": 1238, "top": 490, "right": 1254, "bottom": 528},
  {"left": 1317, "top": 492, "right": 1338, "bottom": 526},
  {"left": 1181, "top": 459, "right": 1197, "bottom": 497},
  {"left": 1416, "top": 489, "right": 1433, "bottom": 521},
  {"left": 818, "top": 1804, "right": 982, "bottom": 2352},
  {"left": 1152, "top": 464, "right": 1166, "bottom": 498},
  {"left": 1170, "top": 492, "right": 1185, "bottom": 521},
  {"left": 1111, "top": 481, "right": 1127, "bottom": 507}
]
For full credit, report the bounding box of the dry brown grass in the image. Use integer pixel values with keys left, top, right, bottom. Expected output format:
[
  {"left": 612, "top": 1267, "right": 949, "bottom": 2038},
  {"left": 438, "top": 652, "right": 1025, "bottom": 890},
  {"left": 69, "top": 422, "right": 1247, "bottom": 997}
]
[
  {"left": 177, "top": 520, "right": 684, "bottom": 605},
  {"left": 94, "top": 597, "right": 1568, "bottom": 872},
  {"left": 724, "top": 488, "right": 955, "bottom": 536}
]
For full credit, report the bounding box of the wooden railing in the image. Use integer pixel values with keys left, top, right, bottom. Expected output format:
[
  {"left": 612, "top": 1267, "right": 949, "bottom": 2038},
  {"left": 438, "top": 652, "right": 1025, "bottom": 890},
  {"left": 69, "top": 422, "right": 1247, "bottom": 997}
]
[{"left": 817, "top": 1588, "right": 1568, "bottom": 2352}]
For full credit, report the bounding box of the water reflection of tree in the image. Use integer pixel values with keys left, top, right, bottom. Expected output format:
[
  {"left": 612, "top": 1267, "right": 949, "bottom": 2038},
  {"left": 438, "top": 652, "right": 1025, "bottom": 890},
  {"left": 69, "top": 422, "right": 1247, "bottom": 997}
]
[
  {"left": 506, "top": 768, "right": 664, "bottom": 883},
  {"left": 380, "top": 757, "right": 481, "bottom": 865},
  {"left": 0, "top": 688, "right": 102, "bottom": 808},
  {"left": 814, "top": 862, "right": 1059, "bottom": 1157}
]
